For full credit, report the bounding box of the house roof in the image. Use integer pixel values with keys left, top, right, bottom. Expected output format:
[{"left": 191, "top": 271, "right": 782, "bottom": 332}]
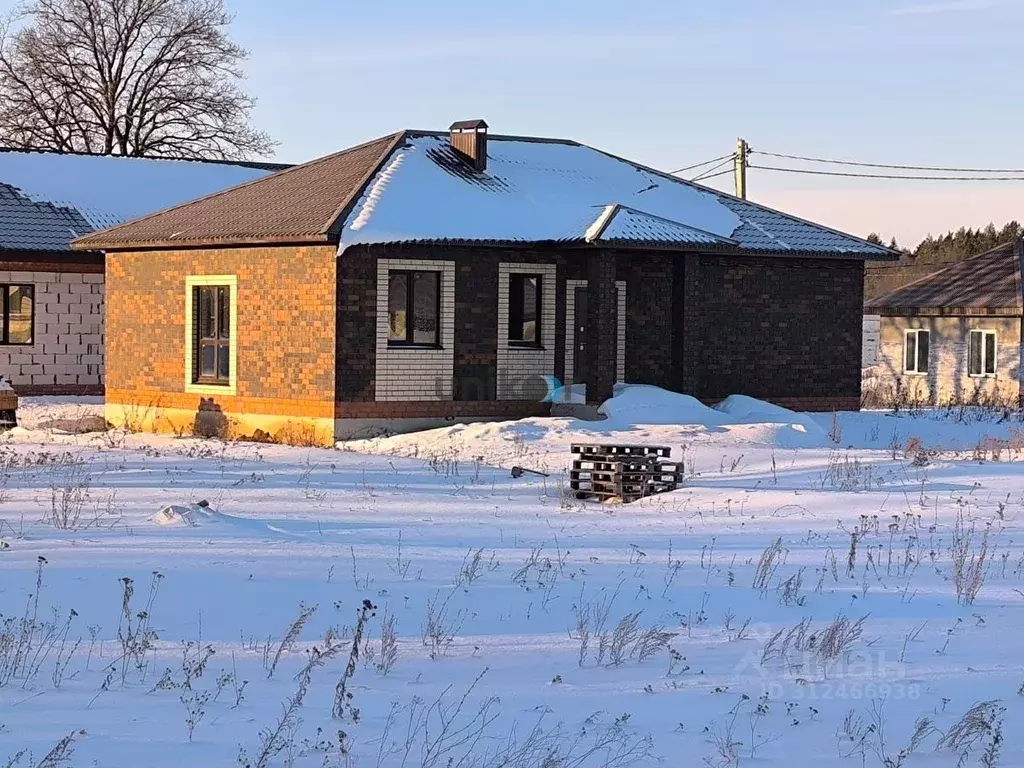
[
  {"left": 0, "top": 148, "right": 286, "bottom": 253},
  {"left": 72, "top": 129, "right": 894, "bottom": 260},
  {"left": 865, "top": 239, "right": 1023, "bottom": 316},
  {"left": 583, "top": 204, "right": 738, "bottom": 248},
  {"left": 0, "top": 182, "right": 94, "bottom": 252}
]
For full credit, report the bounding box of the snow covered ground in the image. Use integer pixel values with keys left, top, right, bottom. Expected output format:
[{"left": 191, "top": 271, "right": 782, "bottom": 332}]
[{"left": 1, "top": 390, "right": 1023, "bottom": 767}]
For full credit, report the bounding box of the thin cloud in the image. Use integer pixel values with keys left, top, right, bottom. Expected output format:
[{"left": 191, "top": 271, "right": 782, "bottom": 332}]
[{"left": 890, "top": 0, "right": 1013, "bottom": 16}]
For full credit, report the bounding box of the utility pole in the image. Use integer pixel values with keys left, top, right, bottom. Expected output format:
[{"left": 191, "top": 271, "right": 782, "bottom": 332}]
[{"left": 734, "top": 138, "right": 748, "bottom": 199}]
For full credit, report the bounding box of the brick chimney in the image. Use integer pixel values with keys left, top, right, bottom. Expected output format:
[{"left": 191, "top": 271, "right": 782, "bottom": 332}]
[{"left": 449, "top": 119, "right": 488, "bottom": 171}]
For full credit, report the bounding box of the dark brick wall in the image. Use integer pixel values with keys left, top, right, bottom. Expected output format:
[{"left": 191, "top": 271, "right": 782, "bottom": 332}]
[
  {"left": 337, "top": 245, "right": 867, "bottom": 412},
  {"left": 335, "top": 245, "right": 379, "bottom": 401},
  {"left": 586, "top": 250, "right": 617, "bottom": 404},
  {"left": 617, "top": 254, "right": 676, "bottom": 389},
  {"left": 336, "top": 244, "right": 584, "bottom": 402},
  {"left": 679, "top": 255, "right": 864, "bottom": 404}
]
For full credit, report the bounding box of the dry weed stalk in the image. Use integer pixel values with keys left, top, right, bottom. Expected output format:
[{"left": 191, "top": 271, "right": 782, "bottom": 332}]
[
  {"left": 332, "top": 599, "right": 377, "bottom": 721},
  {"left": 267, "top": 602, "right": 316, "bottom": 679}
]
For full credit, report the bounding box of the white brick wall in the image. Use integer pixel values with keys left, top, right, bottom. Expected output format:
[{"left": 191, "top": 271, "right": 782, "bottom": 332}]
[
  {"left": 0, "top": 269, "right": 104, "bottom": 389},
  {"left": 375, "top": 259, "right": 456, "bottom": 401},
  {"left": 496, "top": 262, "right": 558, "bottom": 400},
  {"left": 863, "top": 314, "right": 880, "bottom": 366},
  {"left": 564, "top": 279, "right": 626, "bottom": 386}
]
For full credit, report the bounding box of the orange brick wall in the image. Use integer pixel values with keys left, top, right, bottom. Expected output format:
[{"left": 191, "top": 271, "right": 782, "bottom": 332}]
[{"left": 105, "top": 245, "right": 337, "bottom": 436}]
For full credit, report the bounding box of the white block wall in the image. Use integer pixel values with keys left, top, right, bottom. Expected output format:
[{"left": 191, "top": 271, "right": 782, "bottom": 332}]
[
  {"left": 862, "top": 314, "right": 880, "bottom": 366},
  {"left": 564, "top": 279, "right": 626, "bottom": 386},
  {"left": 0, "top": 269, "right": 104, "bottom": 390},
  {"left": 375, "top": 259, "right": 456, "bottom": 401},
  {"left": 496, "top": 262, "right": 558, "bottom": 400}
]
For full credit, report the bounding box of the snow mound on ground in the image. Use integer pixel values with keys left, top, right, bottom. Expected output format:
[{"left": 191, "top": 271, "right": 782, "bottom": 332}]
[
  {"left": 712, "top": 394, "right": 828, "bottom": 446},
  {"left": 15, "top": 396, "right": 105, "bottom": 431},
  {"left": 152, "top": 503, "right": 227, "bottom": 527},
  {"left": 599, "top": 385, "right": 727, "bottom": 427},
  {"left": 152, "top": 505, "right": 201, "bottom": 526}
]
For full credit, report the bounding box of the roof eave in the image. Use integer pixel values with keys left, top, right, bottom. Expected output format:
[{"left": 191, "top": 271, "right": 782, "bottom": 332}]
[
  {"left": 869, "top": 306, "right": 1024, "bottom": 317},
  {"left": 71, "top": 232, "right": 336, "bottom": 252}
]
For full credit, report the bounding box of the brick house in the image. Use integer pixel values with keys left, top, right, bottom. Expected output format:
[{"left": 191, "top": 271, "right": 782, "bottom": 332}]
[
  {"left": 864, "top": 239, "right": 1023, "bottom": 406},
  {"left": 0, "top": 149, "right": 285, "bottom": 394},
  {"left": 73, "top": 121, "right": 893, "bottom": 445}
]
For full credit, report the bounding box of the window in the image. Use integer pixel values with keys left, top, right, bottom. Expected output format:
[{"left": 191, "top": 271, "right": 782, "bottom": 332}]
[
  {"left": 903, "top": 329, "right": 929, "bottom": 374},
  {"left": 508, "top": 273, "right": 542, "bottom": 346},
  {"left": 193, "top": 285, "right": 231, "bottom": 384},
  {"left": 0, "top": 284, "right": 34, "bottom": 345},
  {"left": 968, "top": 330, "right": 997, "bottom": 377},
  {"left": 388, "top": 270, "right": 440, "bottom": 346}
]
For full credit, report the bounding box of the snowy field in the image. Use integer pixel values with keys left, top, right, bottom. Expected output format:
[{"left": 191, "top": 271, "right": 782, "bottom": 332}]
[{"left": 1, "top": 389, "right": 1023, "bottom": 767}]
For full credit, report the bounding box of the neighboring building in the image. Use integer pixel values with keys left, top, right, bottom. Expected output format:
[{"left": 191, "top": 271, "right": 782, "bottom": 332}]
[
  {"left": 864, "top": 239, "right": 1023, "bottom": 407},
  {"left": 74, "top": 121, "right": 893, "bottom": 446},
  {"left": 0, "top": 149, "right": 287, "bottom": 394}
]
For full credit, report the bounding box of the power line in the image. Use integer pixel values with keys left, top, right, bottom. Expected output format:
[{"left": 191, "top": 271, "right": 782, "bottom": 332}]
[
  {"left": 668, "top": 153, "right": 734, "bottom": 175},
  {"left": 752, "top": 148, "right": 1024, "bottom": 175},
  {"left": 689, "top": 167, "right": 733, "bottom": 183},
  {"left": 691, "top": 156, "right": 735, "bottom": 182},
  {"left": 748, "top": 163, "right": 1024, "bottom": 182}
]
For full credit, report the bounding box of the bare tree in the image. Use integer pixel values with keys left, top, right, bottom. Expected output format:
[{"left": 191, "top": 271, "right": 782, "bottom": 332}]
[{"left": 0, "top": 0, "right": 275, "bottom": 159}]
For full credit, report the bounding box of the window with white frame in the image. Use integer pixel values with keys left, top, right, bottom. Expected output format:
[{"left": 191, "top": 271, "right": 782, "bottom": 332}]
[
  {"left": 508, "top": 273, "right": 542, "bottom": 347},
  {"left": 185, "top": 275, "right": 237, "bottom": 395},
  {"left": 903, "top": 329, "right": 929, "bottom": 374},
  {"left": 387, "top": 270, "right": 440, "bottom": 347},
  {"left": 968, "top": 330, "right": 997, "bottom": 377}
]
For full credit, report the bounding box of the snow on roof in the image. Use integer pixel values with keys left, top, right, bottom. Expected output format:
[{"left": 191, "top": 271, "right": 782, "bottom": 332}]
[
  {"left": 585, "top": 204, "right": 738, "bottom": 247},
  {"left": 0, "top": 149, "right": 279, "bottom": 251},
  {"left": 340, "top": 134, "right": 741, "bottom": 249},
  {"left": 339, "top": 134, "right": 891, "bottom": 258}
]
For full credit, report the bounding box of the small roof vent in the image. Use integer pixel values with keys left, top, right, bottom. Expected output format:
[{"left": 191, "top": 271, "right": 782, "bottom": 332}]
[{"left": 449, "top": 119, "right": 488, "bottom": 172}]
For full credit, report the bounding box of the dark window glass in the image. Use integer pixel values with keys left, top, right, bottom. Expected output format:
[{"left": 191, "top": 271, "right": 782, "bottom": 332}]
[
  {"left": 388, "top": 273, "right": 408, "bottom": 342},
  {"left": 412, "top": 271, "right": 439, "bottom": 345},
  {"left": 904, "top": 332, "right": 917, "bottom": 372},
  {"left": 388, "top": 270, "right": 440, "bottom": 346},
  {"left": 508, "top": 274, "right": 542, "bottom": 346},
  {"left": 1, "top": 284, "right": 34, "bottom": 345},
  {"left": 194, "top": 285, "right": 231, "bottom": 384},
  {"left": 969, "top": 331, "right": 984, "bottom": 376},
  {"left": 218, "top": 287, "right": 231, "bottom": 339},
  {"left": 985, "top": 332, "right": 997, "bottom": 375},
  {"left": 201, "top": 344, "right": 216, "bottom": 377},
  {"left": 917, "top": 330, "right": 929, "bottom": 373}
]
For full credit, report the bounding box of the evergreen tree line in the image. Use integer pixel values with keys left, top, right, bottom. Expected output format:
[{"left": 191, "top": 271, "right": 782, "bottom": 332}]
[{"left": 867, "top": 221, "right": 1023, "bottom": 264}]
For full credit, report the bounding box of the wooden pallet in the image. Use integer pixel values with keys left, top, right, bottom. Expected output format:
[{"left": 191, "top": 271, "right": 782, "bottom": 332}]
[
  {"left": 569, "top": 443, "right": 680, "bottom": 503},
  {"left": 571, "top": 444, "right": 671, "bottom": 458}
]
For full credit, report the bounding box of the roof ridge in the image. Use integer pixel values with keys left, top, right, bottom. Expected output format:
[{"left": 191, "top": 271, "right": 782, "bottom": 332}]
[
  {"left": 584, "top": 204, "right": 619, "bottom": 243},
  {"left": 73, "top": 132, "right": 402, "bottom": 248},
  {"left": 323, "top": 131, "right": 408, "bottom": 237}
]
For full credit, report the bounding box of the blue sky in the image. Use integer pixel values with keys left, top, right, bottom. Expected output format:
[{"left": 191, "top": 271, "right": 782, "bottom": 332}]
[{"left": 5, "top": 0, "right": 1024, "bottom": 244}]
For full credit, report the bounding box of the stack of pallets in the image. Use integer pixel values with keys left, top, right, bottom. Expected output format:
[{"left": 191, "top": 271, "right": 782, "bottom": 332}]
[{"left": 569, "top": 443, "right": 682, "bottom": 503}]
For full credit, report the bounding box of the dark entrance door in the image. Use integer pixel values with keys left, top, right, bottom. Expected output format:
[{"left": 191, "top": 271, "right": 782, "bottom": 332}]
[{"left": 574, "top": 287, "right": 588, "bottom": 384}]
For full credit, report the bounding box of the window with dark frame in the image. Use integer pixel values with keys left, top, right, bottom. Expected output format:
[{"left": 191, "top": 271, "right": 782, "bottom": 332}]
[
  {"left": 388, "top": 270, "right": 440, "bottom": 346},
  {"left": 0, "top": 284, "right": 34, "bottom": 346},
  {"left": 903, "top": 329, "right": 929, "bottom": 374},
  {"left": 508, "top": 273, "right": 542, "bottom": 347},
  {"left": 968, "top": 330, "right": 997, "bottom": 377},
  {"left": 193, "top": 285, "right": 231, "bottom": 384}
]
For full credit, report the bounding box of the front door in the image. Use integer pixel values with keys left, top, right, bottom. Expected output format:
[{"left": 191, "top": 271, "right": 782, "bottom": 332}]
[{"left": 574, "top": 287, "right": 588, "bottom": 385}]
